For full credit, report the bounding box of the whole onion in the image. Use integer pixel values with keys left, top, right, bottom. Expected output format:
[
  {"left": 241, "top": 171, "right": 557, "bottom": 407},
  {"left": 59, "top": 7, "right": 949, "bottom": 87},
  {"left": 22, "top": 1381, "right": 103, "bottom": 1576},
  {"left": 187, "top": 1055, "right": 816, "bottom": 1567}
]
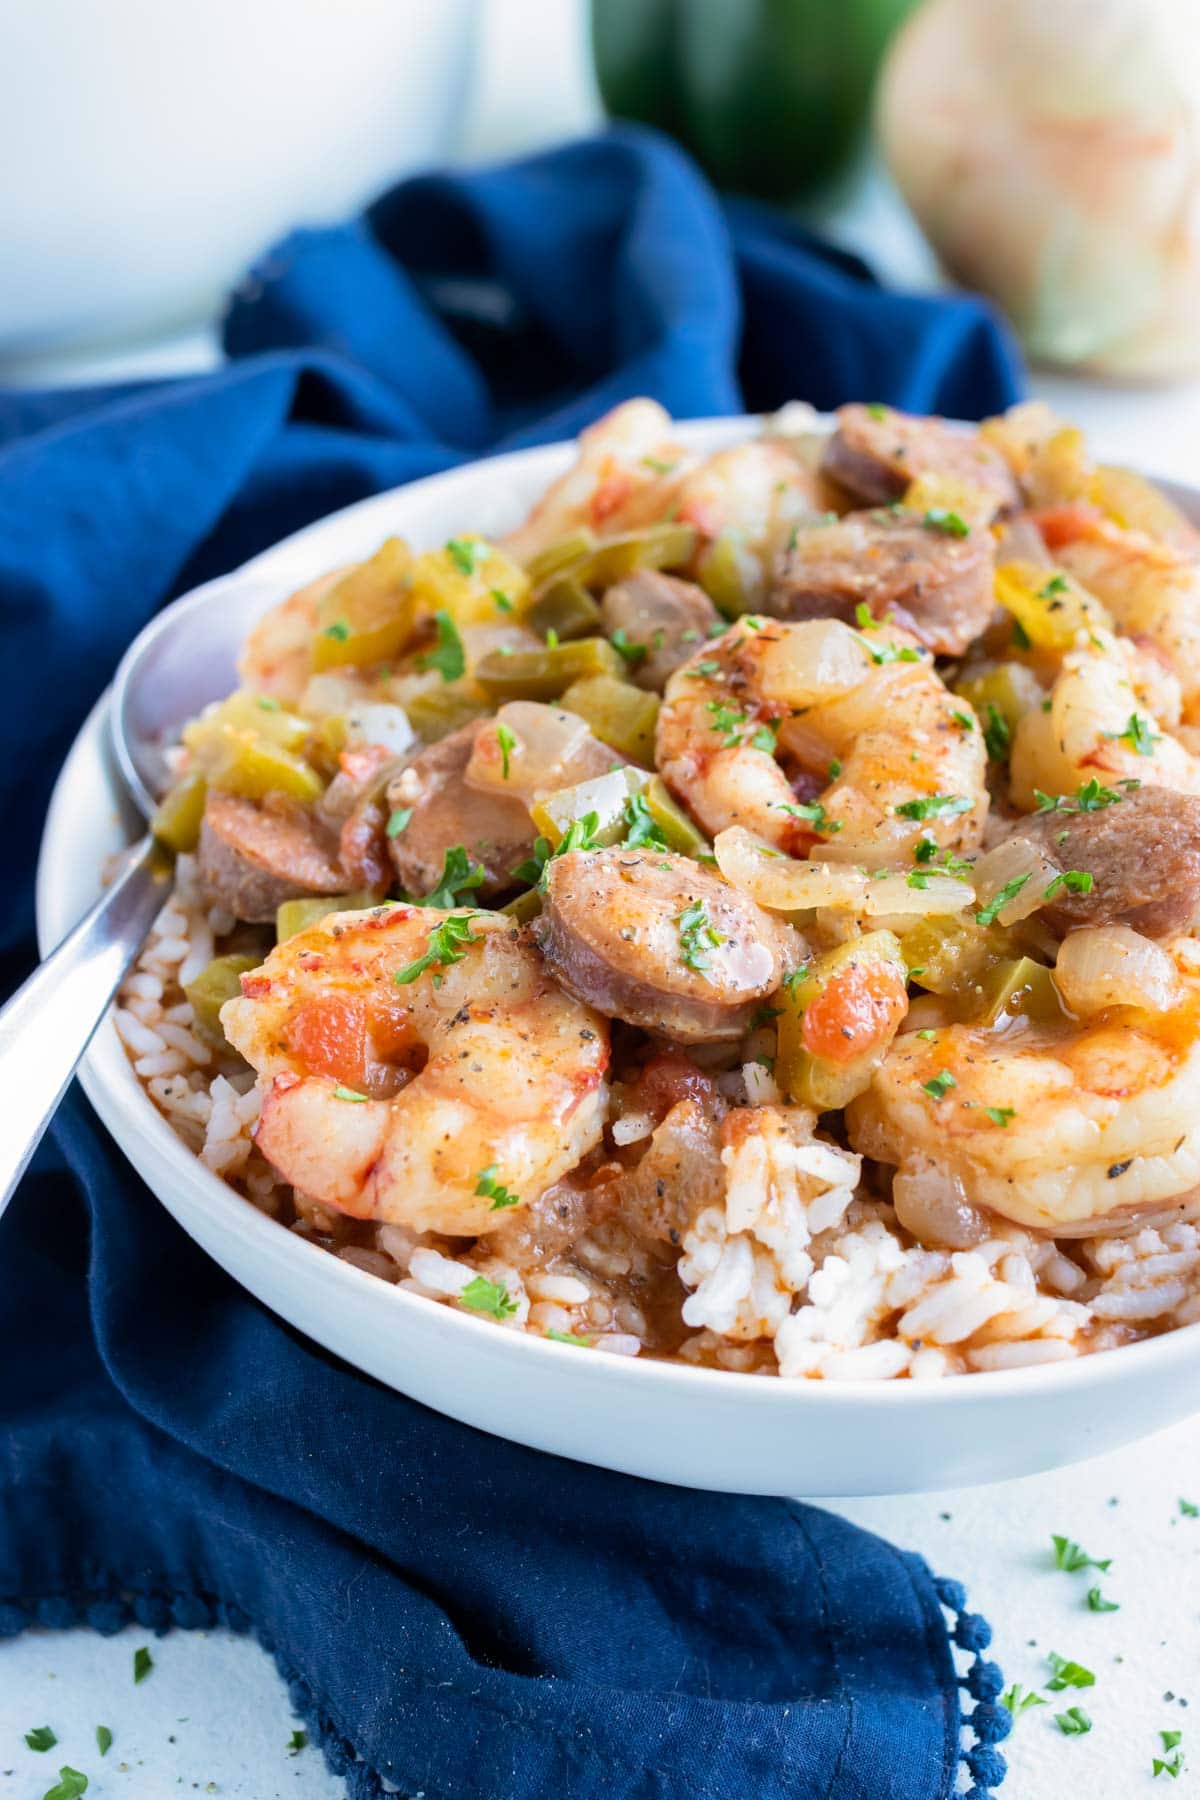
[{"left": 878, "top": 0, "right": 1200, "bottom": 377}]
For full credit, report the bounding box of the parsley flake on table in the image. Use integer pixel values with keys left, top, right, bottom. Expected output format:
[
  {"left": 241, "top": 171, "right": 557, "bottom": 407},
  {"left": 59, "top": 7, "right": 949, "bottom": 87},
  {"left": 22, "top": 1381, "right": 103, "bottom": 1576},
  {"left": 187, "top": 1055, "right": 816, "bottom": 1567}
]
[
  {"left": 676, "top": 900, "right": 724, "bottom": 974},
  {"left": 475, "top": 1165, "right": 520, "bottom": 1210},
  {"left": 41, "top": 1770, "right": 88, "bottom": 1800},
  {"left": 416, "top": 609, "right": 466, "bottom": 683},
  {"left": 1087, "top": 1586, "right": 1119, "bottom": 1612},
  {"left": 895, "top": 793, "right": 973, "bottom": 821},
  {"left": 1052, "top": 1534, "right": 1111, "bottom": 1573},
  {"left": 1055, "top": 1706, "right": 1092, "bottom": 1736},
  {"left": 495, "top": 721, "right": 517, "bottom": 780},
  {"left": 1179, "top": 1497, "right": 1198, "bottom": 1517},
  {"left": 133, "top": 1645, "right": 153, "bottom": 1683},
  {"left": 25, "top": 1727, "right": 57, "bottom": 1752},
  {"left": 416, "top": 844, "right": 486, "bottom": 909},
  {"left": 922, "top": 1070, "right": 956, "bottom": 1102},
  {"left": 393, "top": 912, "right": 483, "bottom": 986},
  {"left": 288, "top": 1730, "right": 308, "bottom": 1754},
  {"left": 1000, "top": 1684, "right": 1046, "bottom": 1721},
  {"left": 1045, "top": 1652, "right": 1094, "bottom": 1692},
  {"left": 976, "top": 874, "right": 1031, "bottom": 926},
  {"left": 445, "top": 536, "right": 482, "bottom": 576},
  {"left": 95, "top": 1728, "right": 112, "bottom": 1757},
  {"left": 386, "top": 807, "right": 413, "bottom": 839},
  {"left": 459, "top": 1276, "right": 518, "bottom": 1319}
]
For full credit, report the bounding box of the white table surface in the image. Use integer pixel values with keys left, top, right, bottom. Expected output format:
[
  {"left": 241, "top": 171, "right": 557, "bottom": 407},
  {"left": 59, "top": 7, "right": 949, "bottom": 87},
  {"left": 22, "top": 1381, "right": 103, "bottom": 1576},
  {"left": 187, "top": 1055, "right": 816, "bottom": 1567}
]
[{"left": 7, "top": 6, "right": 1200, "bottom": 1793}]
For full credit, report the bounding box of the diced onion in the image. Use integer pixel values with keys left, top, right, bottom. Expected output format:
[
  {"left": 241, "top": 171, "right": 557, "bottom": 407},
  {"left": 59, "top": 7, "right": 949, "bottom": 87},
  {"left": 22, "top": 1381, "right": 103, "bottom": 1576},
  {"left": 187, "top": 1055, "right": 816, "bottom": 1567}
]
[
  {"left": 1054, "top": 925, "right": 1179, "bottom": 1016},
  {"left": 973, "top": 836, "right": 1061, "bottom": 925},
  {"left": 892, "top": 1160, "right": 992, "bottom": 1251},
  {"left": 345, "top": 703, "right": 416, "bottom": 757},
  {"left": 714, "top": 826, "right": 867, "bottom": 912},
  {"left": 862, "top": 872, "right": 975, "bottom": 917},
  {"left": 756, "top": 618, "right": 871, "bottom": 707},
  {"left": 465, "top": 700, "right": 602, "bottom": 801}
]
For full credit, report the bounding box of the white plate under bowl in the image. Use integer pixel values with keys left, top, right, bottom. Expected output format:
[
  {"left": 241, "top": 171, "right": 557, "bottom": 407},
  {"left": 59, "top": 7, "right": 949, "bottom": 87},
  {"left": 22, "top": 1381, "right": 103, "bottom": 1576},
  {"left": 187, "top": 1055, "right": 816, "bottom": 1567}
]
[{"left": 35, "top": 417, "right": 1200, "bottom": 1496}]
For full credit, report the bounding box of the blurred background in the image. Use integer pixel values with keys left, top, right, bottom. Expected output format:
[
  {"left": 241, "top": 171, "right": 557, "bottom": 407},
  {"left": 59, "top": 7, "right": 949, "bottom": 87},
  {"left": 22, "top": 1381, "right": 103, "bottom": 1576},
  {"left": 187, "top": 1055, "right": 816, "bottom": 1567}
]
[{"left": 3, "top": 0, "right": 1198, "bottom": 399}]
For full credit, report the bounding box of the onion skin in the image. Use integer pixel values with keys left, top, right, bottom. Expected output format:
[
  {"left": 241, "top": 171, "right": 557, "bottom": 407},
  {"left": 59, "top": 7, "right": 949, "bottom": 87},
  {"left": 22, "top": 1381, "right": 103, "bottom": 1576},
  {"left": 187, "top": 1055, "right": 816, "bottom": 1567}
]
[{"left": 878, "top": 0, "right": 1200, "bottom": 378}]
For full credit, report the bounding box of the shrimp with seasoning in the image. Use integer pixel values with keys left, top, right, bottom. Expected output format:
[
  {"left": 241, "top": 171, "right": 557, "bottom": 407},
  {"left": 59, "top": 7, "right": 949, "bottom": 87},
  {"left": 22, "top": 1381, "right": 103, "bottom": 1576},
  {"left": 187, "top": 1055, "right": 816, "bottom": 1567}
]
[
  {"left": 656, "top": 616, "right": 988, "bottom": 863},
  {"left": 220, "top": 905, "right": 609, "bottom": 1236}
]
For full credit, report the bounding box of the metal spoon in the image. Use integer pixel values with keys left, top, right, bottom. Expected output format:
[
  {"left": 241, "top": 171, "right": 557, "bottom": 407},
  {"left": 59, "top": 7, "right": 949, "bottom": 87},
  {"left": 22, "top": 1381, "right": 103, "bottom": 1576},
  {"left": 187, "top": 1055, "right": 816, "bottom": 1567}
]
[{"left": 0, "top": 573, "right": 279, "bottom": 1213}]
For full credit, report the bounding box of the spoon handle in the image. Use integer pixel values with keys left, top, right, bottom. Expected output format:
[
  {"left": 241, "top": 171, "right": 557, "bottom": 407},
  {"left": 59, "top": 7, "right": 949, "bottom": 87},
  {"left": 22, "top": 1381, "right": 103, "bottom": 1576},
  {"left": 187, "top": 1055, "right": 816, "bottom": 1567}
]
[{"left": 0, "top": 835, "right": 171, "bottom": 1214}]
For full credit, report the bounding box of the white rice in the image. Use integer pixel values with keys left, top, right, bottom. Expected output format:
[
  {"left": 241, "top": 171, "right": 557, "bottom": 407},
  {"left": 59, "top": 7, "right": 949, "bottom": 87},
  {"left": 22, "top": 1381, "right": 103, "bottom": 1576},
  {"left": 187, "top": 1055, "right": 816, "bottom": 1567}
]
[{"left": 114, "top": 881, "right": 1200, "bottom": 1380}]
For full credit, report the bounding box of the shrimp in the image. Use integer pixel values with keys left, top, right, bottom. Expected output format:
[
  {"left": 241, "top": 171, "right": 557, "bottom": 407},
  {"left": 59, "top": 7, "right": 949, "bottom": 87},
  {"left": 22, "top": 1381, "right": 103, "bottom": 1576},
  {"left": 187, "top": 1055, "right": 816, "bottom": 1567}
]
[
  {"left": 656, "top": 616, "right": 988, "bottom": 863},
  {"left": 237, "top": 570, "right": 339, "bottom": 704},
  {"left": 501, "top": 400, "right": 822, "bottom": 572},
  {"left": 220, "top": 905, "right": 610, "bottom": 1236},
  {"left": 847, "top": 965, "right": 1200, "bottom": 1231},
  {"left": 1009, "top": 633, "right": 1200, "bottom": 811},
  {"left": 1036, "top": 509, "right": 1200, "bottom": 723}
]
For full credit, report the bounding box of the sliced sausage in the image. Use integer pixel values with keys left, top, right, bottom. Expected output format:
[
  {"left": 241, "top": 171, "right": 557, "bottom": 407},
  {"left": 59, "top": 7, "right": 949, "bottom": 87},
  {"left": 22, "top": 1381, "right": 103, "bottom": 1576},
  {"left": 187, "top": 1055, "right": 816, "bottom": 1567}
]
[
  {"left": 766, "top": 508, "right": 996, "bottom": 655},
  {"left": 197, "top": 790, "right": 346, "bottom": 923},
  {"left": 1012, "top": 784, "right": 1200, "bottom": 940},
  {"left": 821, "top": 404, "right": 1019, "bottom": 517},
  {"left": 536, "top": 848, "right": 795, "bottom": 1042},
  {"left": 386, "top": 721, "right": 536, "bottom": 900},
  {"left": 600, "top": 571, "right": 722, "bottom": 692}
]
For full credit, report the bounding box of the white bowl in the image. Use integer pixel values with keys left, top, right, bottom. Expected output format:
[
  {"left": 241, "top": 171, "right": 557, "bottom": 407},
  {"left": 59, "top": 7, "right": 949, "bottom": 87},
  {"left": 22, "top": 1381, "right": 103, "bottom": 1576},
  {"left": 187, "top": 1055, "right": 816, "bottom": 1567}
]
[{"left": 35, "top": 418, "right": 1200, "bottom": 1496}]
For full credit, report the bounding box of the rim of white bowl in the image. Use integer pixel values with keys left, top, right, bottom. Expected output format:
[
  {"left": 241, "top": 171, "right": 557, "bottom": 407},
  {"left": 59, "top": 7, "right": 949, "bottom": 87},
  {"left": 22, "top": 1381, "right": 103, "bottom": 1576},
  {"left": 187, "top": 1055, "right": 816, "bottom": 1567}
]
[{"left": 36, "top": 412, "right": 1200, "bottom": 1408}]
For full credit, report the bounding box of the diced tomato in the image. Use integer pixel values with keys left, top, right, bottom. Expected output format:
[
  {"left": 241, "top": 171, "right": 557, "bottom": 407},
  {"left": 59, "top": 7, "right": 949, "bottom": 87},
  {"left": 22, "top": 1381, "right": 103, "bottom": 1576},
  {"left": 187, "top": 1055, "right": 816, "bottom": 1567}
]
[
  {"left": 1031, "top": 503, "right": 1104, "bottom": 550},
  {"left": 286, "top": 995, "right": 369, "bottom": 1083},
  {"left": 590, "top": 465, "right": 637, "bottom": 525},
  {"left": 802, "top": 960, "right": 908, "bottom": 1065}
]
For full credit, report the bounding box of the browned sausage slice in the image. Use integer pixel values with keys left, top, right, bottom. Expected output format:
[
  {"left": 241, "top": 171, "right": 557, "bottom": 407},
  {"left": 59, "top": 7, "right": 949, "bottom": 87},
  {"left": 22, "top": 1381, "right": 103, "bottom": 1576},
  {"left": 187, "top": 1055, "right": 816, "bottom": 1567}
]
[
  {"left": 386, "top": 721, "right": 536, "bottom": 900},
  {"left": 600, "top": 571, "right": 722, "bottom": 692},
  {"left": 536, "top": 847, "right": 794, "bottom": 1041},
  {"left": 821, "top": 404, "right": 1019, "bottom": 516},
  {"left": 197, "top": 790, "right": 346, "bottom": 922},
  {"left": 1012, "top": 784, "right": 1200, "bottom": 940},
  {"left": 767, "top": 508, "right": 996, "bottom": 655}
]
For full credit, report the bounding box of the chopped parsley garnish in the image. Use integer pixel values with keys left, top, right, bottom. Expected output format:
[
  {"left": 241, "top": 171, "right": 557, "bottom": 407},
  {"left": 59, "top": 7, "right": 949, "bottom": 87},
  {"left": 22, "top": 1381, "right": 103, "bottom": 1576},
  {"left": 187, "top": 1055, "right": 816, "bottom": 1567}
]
[
  {"left": 1087, "top": 1586, "right": 1119, "bottom": 1612},
  {"left": 865, "top": 403, "right": 888, "bottom": 420},
  {"left": 446, "top": 536, "right": 482, "bottom": 576},
  {"left": 1011, "top": 617, "right": 1032, "bottom": 651},
  {"left": 1052, "top": 1534, "right": 1111, "bottom": 1573},
  {"left": 332, "top": 1085, "right": 368, "bottom": 1103},
  {"left": 546, "top": 1329, "right": 593, "bottom": 1346},
  {"left": 322, "top": 619, "right": 350, "bottom": 642},
  {"left": 417, "top": 844, "right": 487, "bottom": 909},
  {"left": 490, "top": 587, "right": 513, "bottom": 613},
  {"left": 923, "top": 507, "right": 970, "bottom": 538},
  {"left": 557, "top": 812, "right": 604, "bottom": 856},
  {"left": 133, "top": 1646, "right": 153, "bottom": 1683},
  {"left": 511, "top": 813, "right": 606, "bottom": 888},
  {"left": 25, "top": 1727, "right": 57, "bottom": 1752},
  {"left": 393, "top": 912, "right": 482, "bottom": 986},
  {"left": 984, "top": 1107, "right": 1015, "bottom": 1128},
  {"left": 95, "top": 1728, "right": 112, "bottom": 1757},
  {"left": 1055, "top": 1707, "right": 1092, "bottom": 1736},
  {"left": 828, "top": 757, "right": 842, "bottom": 781},
  {"left": 623, "top": 791, "right": 668, "bottom": 850},
  {"left": 750, "top": 723, "right": 779, "bottom": 754},
  {"left": 782, "top": 964, "right": 810, "bottom": 994},
  {"left": 895, "top": 793, "right": 973, "bottom": 821},
  {"left": 950, "top": 709, "right": 974, "bottom": 732},
  {"left": 386, "top": 807, "right": 413, "bottom": 838},
  {"left": 983, "top": 703, "right": 1011, "bottom": 761},
  {"left": 922, "top": 1070, "right": 956, "bottom": 1102},
  {"left": 496, "top": 721, "right": 516, "bottom": 780},
  {"left": 1001, "top": 1684, "right": 1046, "bottom": 1721},
  {"left": 914, "top": 836, "right": 936, "bottom": 863},
  {"left": 676, "top": 900, "right": 724, "bottom": 974},
  {"left": 257, "top": 696, "right": 281, "bottom": 711},
  {"left": 511, "top": 837, "right": 553, "bottom": 886},
  {"left": 288, "top": 1730, "right": 308, "bottom": 1754},
  {"left": 1180, "top": 1497, "right": 1199, "bottom": 1517},
  {"left": 41, "top": 1769, "right": 88, "bottom": 1800},
  {"left": 610, "top": 628, "right": 648, "bottom": 667},
  {"left": 545, "top": 627, "right": 560, "bottom": 649},
  {"left": 641, "top": 454, "right": 678, "bottom": 475},
  {"left": 855, "top": 602, "right": 879, "bottom": 630},
  {"left": 1106, "top": 711, "right": 1160, "bottom": 757},
  {"left": 692, "top": 658, "right": 721, "bottom": 677},
  {"left": 915, "top": 1028, "right": 937, "bottom": 1041},
  {"left": 460, "top": 1276, "right": 518, "bottom": 1319},
  {"left": 706, "top": 701, "right": 749, "bottom": 745},
  {"left": 1040, "top": 573, "right": 1069, "bottom": 597},
  {"left": 976, "top": 874, "right": 1031, "bottom": 926},
  {"left": 776, "top": 799, "right": 842, "bottom": 834},
  {"left": 1035, "top": 777, "right": 1131, "bottom": 814},
  {"left": 1044, "top": 870, "right": 1093, "bottom": 900},
  {"left": 1045, "top": 1652, "right": 1094, "bottom": 1692},
  {"left": 417, "top": 609, "right": 466, "bottom": 683},
  {"left": 855, "top": 631, "right": 923, "bottom": 666},
  {"left": 475, "top": 1165, "right": 520, "bottom": 1210}
]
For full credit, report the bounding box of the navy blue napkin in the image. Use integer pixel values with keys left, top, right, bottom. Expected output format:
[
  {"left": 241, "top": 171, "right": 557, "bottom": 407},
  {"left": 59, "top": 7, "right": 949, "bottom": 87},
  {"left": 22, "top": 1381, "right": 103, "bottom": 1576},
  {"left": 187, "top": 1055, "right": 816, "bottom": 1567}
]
[{"left": 0, "top": 129, "right": 1019, "bottom": 1798}]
